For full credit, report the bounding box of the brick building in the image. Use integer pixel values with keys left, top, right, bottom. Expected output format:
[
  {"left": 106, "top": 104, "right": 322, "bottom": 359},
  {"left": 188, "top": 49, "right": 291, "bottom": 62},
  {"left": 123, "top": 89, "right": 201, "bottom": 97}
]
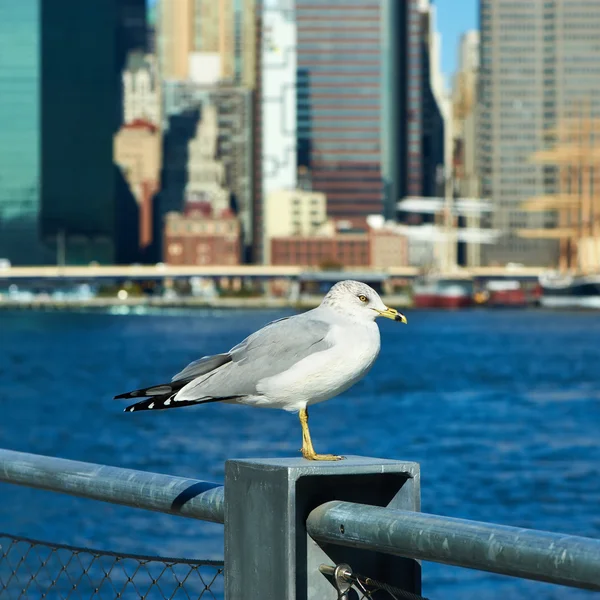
[
  {"left": 271, "top": 234, "right": 369, "bottom": 268},
  {"left": 163, "top": 204, "right": 241, "bottom": 266},
  {"left": 270, "top": 224, "right": 407, "bottom": 269}
]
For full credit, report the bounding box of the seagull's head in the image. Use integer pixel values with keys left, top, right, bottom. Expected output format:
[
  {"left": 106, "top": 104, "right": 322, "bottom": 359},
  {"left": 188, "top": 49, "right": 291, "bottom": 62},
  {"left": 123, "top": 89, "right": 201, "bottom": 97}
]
[{"left": 321, "top": 280, "right": 407, "bottom": 324}]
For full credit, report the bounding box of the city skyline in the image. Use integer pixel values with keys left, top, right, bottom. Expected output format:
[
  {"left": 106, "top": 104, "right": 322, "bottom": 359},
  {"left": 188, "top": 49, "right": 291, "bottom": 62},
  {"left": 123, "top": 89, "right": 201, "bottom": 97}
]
[{"left": 148, "top": 0, "right": 479, "bottom": 80}]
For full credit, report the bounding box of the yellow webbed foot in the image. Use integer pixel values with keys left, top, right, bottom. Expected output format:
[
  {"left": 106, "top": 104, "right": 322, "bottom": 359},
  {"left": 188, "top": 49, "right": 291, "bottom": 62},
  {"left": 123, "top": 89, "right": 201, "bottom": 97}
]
[{"left": 301, "top": 449, "right": 345, "bottom": 461}]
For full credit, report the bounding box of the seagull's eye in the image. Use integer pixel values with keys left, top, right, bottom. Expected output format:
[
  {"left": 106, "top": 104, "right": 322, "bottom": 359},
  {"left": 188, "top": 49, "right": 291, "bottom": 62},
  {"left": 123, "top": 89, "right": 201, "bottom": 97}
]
[{"left": 358, "top": 294, "right": 368, "bottom": 303}]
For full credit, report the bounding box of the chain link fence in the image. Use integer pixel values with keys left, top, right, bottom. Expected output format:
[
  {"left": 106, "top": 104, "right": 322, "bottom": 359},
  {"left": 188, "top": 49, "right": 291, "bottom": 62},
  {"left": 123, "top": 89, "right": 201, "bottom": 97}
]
[
  {"left": 0, "top": 533, "right": 224, "bottom": 600},
  {"left": 0, "top": 533, "right": 429, "bottom": 600}
]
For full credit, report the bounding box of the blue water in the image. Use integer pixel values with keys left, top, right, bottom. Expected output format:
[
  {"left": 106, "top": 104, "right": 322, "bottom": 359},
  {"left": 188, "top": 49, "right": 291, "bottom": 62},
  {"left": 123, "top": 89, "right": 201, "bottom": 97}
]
[{"left": 1, "top": 308, "right": 600, "bottom": 599}]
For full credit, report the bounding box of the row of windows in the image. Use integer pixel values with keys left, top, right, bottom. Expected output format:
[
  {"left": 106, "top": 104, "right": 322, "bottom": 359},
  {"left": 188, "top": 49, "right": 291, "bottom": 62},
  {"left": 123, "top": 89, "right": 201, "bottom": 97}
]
[
  {"left": 297, "top": 123, "right": 379, "bottom": 132},
  {"left": 310, "top": 141, "right": 379, "bottom": 151},
  {"left": 298, "top": 98, "right": 380, "bottom": 107},
  {"left": 168, "top": 222, "right": 238, "bottom": 235},
  {"left": 297, "top": 130, "right": 378, "bottom": 139},
  {"left": 484, "top": 45, "right": 536, "bottom": 55},
  {"left": 298, "top": 42, "right": 380, "bottom": 51},
  {"left": 298, "top": 53, "right": 380, "bottom": 62},
  {"left": 562, "top": 21, "right": 600, "bottom": 29},
  {"left": 297, "top": 87, "right": 379, "bottom": 96},
  {"left": 311, "top": 153, "right": 380, "bottom": 163},
  {"left": 563, "top": 68, "right": 600, "bottom": 77},
  {"left": 297, "top": 73, "right": 380, "bottom": 83},
  {"left": 296, "top": 18, "right": 380, "bottom": 27},
  {"left": 297, "top": 8, "right": 379, "bottom": 17},
  {"left": 297, "top": 63, "right": 380, "bottom": 73},
  {"left": 298, "top": 31, "right": 380, "bottom": 40},
  {"left": 297, "top": 108, "right": 379, "bottom": 117},
  {"left": 563, "top": 33, "right": 600, "bottom": 41},
  {"left": 497, "top": 23, "right": 537, "bottom": 31},
  {"left": 0, "top": 77, "right": 38, "bottom": 90},
  {"left": 499, "top": 56, "right": 536, "bottom": 64}
]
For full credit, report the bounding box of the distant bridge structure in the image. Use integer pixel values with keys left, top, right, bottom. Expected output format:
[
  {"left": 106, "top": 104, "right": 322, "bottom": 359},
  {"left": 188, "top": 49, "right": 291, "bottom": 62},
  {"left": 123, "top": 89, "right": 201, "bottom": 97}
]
[{"left": 0, "top": 264, "right": 545, "bottom": 285}]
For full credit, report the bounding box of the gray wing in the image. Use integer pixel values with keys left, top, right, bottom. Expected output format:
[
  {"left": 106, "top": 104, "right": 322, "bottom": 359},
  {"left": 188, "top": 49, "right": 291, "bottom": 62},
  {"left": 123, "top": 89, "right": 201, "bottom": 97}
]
[
  {"left": 174, "top": 313, "right": 333, "bottom": 401},
  {"left": 170, "top": 316, "right": 291, "bottom": 382},
  {"left": 171, "top": 353, "right": 231, "bottom": 382}
]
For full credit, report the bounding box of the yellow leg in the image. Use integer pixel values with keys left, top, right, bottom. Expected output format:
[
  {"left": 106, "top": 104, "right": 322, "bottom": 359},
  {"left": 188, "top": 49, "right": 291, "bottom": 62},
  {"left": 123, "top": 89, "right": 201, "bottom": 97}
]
[{"left": 299, "top": 407, "right": 343, "bottom": 461}]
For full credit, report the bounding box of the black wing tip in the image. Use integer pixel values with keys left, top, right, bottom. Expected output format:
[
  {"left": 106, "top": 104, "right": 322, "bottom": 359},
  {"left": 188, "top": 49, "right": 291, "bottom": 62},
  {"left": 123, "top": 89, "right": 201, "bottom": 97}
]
[{"left": 123, "top": 395, "right": 242, "bottom": 414}]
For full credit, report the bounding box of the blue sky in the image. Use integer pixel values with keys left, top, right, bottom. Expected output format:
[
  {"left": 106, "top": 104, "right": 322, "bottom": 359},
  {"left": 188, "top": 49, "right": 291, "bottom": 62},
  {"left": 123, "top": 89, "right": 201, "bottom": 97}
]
[
  {"left": 435, "top": 0, "right": 478, "bottom": 77},
  {"left": 147, "top": 0, "right": 478, "bottom": 77}
]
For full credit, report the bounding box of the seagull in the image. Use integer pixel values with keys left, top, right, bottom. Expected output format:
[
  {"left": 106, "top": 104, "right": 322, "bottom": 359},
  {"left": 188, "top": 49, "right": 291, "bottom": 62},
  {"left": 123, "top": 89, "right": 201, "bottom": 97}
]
[{"left": 114, "top": 280, "right": 407, "bottom": 461}]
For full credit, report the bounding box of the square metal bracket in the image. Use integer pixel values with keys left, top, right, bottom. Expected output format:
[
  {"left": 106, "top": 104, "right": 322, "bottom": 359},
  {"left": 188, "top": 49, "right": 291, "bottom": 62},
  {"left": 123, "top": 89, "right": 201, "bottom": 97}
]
[{"left": 225, "top": 456, "right": 420, "bottom": 599}]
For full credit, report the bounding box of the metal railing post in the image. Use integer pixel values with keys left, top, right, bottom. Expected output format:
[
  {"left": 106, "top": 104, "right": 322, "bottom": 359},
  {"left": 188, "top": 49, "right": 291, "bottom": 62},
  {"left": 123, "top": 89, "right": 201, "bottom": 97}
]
[{"left": 224, "top": 456, "right": 420, "bottom": 599}]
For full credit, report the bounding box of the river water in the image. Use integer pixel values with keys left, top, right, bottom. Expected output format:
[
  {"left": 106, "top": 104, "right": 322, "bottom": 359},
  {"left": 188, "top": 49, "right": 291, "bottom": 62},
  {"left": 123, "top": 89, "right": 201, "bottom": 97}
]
[{"left": 1, "top": 308, "right": 599, "bottom": 599}]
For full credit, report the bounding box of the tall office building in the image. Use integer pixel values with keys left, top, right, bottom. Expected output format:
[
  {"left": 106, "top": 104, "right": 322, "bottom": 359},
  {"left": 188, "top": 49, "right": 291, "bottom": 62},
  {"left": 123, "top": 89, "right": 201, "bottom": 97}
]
[
  {"left": 194, "top": 0, "right": 256, "bottom": 86},
  {"left": 157, "top": 0, "right": 255, "bottom": 85},
  {"left": 248, "top": 0, "right": 444, "bottom": 263},
  {"left": 396, "top": 0, "right": 450, "bottom": 267},
  {"left": 194, "top": 0, "right": 235, "bottom": 81},
  {"left": 294, "top": 0, "right": 436, "bottom": 231},
  {"left": 479, "top": 0, "right": 600, "bottom": 266},
  {"left": 0, "top": 1, "right": 142, "bottom": 265},
  {"left": 157, "top": 0, "right": 195, "bottom": 80}
]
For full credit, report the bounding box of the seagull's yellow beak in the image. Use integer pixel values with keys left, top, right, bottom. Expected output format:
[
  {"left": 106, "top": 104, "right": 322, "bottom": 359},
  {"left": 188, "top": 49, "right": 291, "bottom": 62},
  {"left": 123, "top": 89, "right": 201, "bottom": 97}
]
[{"left": 375, "top": 306, "right": 407, "bottom": 323}]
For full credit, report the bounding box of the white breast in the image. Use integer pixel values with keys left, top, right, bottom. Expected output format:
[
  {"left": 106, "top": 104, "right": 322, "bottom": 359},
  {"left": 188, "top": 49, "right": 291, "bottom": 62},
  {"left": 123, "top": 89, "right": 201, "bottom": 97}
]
[{"left": 256, "top": 320, "right": 381, "bottom": 412}]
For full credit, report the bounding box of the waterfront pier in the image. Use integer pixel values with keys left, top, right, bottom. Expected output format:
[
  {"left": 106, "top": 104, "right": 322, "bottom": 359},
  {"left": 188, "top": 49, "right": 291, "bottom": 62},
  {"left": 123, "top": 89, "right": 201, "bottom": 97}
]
[{"left": 1, "top": 448, "right": 599, "bottom": 598}]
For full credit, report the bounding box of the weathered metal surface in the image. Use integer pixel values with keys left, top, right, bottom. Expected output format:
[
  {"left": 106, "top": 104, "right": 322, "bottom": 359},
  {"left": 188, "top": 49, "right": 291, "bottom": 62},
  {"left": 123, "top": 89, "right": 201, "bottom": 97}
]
[
  {"left": 224, "top": 456, "right": 420, "bottom": 600},
  {"left": 307, "top": 501, "right": 600, "bottom": 591},
  {"left": 0, "top": 448, "right": 224, "bottom": 523}
]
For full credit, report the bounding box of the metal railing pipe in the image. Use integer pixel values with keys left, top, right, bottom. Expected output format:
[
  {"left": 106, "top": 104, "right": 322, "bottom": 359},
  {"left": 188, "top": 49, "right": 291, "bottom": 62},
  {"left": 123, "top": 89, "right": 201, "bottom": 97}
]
[
  {"left": 307, "top": 501, "right": 600, "bottom": 591},
  {"left": 0, "top": 449, "right": 224, "bottom": 523}
]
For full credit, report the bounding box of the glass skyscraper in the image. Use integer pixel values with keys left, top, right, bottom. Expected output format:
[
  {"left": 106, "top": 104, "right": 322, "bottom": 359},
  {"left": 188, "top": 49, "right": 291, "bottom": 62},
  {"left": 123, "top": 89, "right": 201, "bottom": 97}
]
[
  {"left": 294, "top": 0, "right": 424, "bottom": 228},
  {"left": 0, "top": 0, "right": 145, "bottom": 265},
  {"left": 0, "top": 3, "right": 48, "bottom": 264}
]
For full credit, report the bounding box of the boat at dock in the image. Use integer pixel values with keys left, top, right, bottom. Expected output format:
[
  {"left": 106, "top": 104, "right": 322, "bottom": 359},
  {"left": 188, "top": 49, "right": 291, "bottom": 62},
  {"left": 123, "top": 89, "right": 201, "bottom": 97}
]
[
  {"left": 481, "top": 279, "right": 530, "bottom": 308},
  {"left": 539, "top": 272, "right": 600, "bottom": 309},
  {"left": 413, "top": 274, "right": 474, "bottom": 308}
]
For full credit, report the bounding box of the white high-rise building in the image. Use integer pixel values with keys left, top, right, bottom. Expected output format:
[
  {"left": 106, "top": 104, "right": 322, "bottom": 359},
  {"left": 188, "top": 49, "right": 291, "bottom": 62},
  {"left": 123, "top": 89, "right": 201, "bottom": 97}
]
[
  {"left": 186, "top": 104, "right": 231, "bottom": 214},
  {"left": 255, "top": 1, "right": 297, "bottom": 262},
  {"left": 260, "top": 3, "right": 297, "bottom": 199}
]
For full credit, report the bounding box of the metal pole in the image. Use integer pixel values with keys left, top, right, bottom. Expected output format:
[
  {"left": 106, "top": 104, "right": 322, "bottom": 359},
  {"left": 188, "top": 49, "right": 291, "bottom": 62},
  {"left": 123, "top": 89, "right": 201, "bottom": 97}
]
[
  {"left": 307, "top": 501, "right": 600, "bottom": 591},
  {"left": 0, "top": 448, "right": 224, "bottom": 523}
]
